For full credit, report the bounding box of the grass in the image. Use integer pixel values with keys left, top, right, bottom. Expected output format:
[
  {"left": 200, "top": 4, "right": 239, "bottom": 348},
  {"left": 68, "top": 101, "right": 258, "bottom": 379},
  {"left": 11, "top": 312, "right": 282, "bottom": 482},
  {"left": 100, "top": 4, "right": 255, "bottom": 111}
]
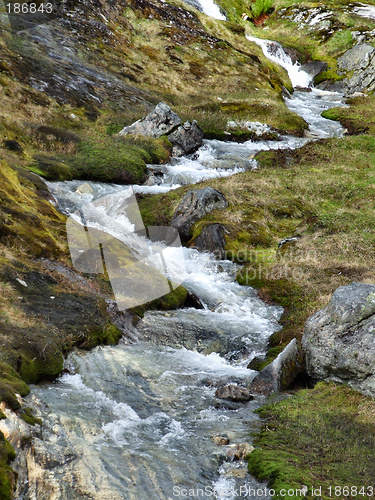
[
  {"left": 252, "top": 0, "right": 274, "bottom": 20},
  {"left": 248, "top": 382, "right": 375, "bottom": 499}
]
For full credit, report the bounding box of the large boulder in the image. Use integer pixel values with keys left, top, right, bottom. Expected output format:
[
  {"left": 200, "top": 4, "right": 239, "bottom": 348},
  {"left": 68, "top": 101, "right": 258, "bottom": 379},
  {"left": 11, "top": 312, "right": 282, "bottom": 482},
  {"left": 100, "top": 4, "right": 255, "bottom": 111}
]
[
  {"left": 299, "top": 61, "right": 327, "bottom": 79},
  {"left": 193, "top": 223, "right": 228, "bottom": 260},
  {"left": 302, "top": 282, "right": 375, "bottom": 397},
  {"left": 336, "top": 44, "right": 375, "bottom": 94},
  {"left": 167, "top": 120, "right": 204, "bottom": 156},
  {"left": 119, "top": 102, "right": 181, "bottom": 138},
  {"left": 249, "top": 339, "right": 304, "bottom": 395},
  {"left": 171, "top": 188, "right": 228, "bottom": 239}
]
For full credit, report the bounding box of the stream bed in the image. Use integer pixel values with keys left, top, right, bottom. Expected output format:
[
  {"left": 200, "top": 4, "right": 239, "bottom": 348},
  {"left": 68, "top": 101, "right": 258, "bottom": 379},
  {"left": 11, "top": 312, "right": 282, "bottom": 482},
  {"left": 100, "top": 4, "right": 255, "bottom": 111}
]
[{"left": 12, "top": 37, "right": 346, "bottom": 500}]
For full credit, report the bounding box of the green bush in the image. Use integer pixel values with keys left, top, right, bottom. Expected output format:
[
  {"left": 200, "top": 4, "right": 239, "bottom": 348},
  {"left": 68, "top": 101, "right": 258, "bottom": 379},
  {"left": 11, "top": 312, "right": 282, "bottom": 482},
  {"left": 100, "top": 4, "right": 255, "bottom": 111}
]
[{"left": 251, "top": 0, "right": 274, "bottom": 19}]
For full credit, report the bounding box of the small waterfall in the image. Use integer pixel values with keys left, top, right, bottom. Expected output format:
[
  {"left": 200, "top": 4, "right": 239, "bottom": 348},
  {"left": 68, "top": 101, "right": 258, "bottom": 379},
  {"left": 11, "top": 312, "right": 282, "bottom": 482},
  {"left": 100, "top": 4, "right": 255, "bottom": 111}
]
[
  {"left": 181, "top": 0, "right": 226, "bottom": 20},
  {"left": 246, "top": 36, "right": 312, "bottom": 88}
]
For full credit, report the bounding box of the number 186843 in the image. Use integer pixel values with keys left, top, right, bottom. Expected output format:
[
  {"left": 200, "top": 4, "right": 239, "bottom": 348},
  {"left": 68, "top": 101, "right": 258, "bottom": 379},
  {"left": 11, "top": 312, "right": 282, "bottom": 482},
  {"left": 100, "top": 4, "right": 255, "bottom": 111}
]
[{"left": 6, "top": 3, "right": 53, "bottom": 14}]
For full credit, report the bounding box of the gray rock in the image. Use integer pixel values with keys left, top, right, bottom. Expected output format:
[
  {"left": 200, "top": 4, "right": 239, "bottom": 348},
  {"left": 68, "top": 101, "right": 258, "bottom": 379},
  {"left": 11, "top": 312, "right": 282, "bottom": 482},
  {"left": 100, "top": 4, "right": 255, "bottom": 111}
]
[
  {"left": 194, "top": 224, "right": 228, "bottom": 260},
  {"left": 249, "top": 339, "right": 304, "bottom": 395},
  {"left": 171, "top": 187, "right": 228, "bottom": 239},
  {"left": 338, "top": 44, "right": 375, "bottom": 72},
  {"left": 335, "top": 44, "right": 375, "bottom": 94},
  {"left": 215, "top": 384, "right": 254, "bottom": 402},
  {"left": 302, "top": 282, "right": 375, "bottom": 397},
  {"left": 168, "top": 120, "right": 204, "bottom": 156},
  {"left": 299, "top": 61, "right": 327, "bottom": 79},
  {"left": 119, "top": 102, "right": 181, "bottom": 138}
]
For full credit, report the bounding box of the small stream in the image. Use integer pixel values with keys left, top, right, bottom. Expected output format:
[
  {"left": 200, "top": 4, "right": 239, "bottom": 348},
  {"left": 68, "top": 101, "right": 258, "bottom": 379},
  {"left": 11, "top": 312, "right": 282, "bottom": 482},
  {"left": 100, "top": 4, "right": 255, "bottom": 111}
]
[{"left": 13, "top": 35, "right": 347, "bottom": 500}]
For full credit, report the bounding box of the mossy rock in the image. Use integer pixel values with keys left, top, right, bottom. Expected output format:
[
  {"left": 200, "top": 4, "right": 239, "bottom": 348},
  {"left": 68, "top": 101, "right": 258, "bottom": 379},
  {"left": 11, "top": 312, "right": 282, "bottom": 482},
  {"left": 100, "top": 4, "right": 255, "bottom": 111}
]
[
  {"left": 31, "top": 155, "right": 73, "bottom": 181},
  {"left": 18, "top": 407, "right": 42, "bottom": 426}
]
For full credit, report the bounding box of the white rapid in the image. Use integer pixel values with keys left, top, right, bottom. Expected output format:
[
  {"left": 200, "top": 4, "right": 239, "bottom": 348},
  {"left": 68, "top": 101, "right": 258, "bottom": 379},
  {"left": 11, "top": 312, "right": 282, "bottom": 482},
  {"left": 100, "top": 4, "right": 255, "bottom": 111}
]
[
  {"left": 180, "top": 0, "right": 226, "bottom": 20},
  {"left": 246, "top": 36, "right": 313, "bottom": 89},
  {"left": 13, "top": 34, "right": 348, "bottom": 500}
]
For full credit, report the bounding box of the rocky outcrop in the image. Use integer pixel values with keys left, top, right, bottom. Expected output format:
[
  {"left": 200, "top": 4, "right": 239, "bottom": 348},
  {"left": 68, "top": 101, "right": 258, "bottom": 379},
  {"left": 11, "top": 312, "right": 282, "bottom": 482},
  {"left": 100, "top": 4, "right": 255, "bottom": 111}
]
[
  {"left": 119, "top": 102, "right": 181, "bottom": 138},
  {"left": 168, "top": 120, "right": 204, "bottom": 156},
  {"left": 119, "top": 104, "right": 203, "bottom": 156},
  {"left": 193, "top": 223, "right": 228, "bottom": 260},
  {"left": 299, "top": 61, "right": 327, "bottom": 80},
  {"left": 302, "top": 282, "right": 375, "bottom": 397},
  {"left": 337, "top": 44, "right": 375, "bottom": 95},
  {"left": 171, "top": 188, "right": 228, "bottom": 239},
  {"left": 215, "top": 384, "right": 254, "bottom": 402},
  {"left": 249, "top": 339, "right": 304, "bottom": 395}
]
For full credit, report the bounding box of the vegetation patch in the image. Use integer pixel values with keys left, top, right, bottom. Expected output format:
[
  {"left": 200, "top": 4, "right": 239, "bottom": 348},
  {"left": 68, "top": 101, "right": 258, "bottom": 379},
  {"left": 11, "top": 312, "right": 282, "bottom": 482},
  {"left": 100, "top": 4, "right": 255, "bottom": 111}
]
[
  {"left": 248, "top": 382, "right": 375, "bottom": 499},
  {"left": 0, "top": 431, "right": 16, "bottom": 500}
]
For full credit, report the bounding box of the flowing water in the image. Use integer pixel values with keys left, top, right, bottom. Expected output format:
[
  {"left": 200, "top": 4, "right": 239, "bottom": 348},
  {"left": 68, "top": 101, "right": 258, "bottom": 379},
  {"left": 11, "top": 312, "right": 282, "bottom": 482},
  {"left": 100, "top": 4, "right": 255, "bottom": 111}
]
[{"left": 13, "top": 34, "right": 347, "bottom": 500}]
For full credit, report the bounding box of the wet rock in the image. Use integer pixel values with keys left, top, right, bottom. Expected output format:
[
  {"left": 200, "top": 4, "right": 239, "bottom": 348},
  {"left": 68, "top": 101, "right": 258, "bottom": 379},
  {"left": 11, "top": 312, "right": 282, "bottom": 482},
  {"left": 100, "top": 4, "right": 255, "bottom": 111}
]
[
  {"left": 225, "top": 443, "right": 254, "bottom": 461},
  {"left": 119, "top": 102, "right": 181, "bottom": 138},
  {"left": 211, "top": 434, "right": 230, "bottom": 445},
  {"left": 302, "top": 282, "right": 375, "bottom": 397},
  {"left": 299, "top": 61, "right": 327, "bottom": 80},
  {"left": 294, "top": 86, "right": 312, "bottom": 92},
  {"left": 215, "top": 384, "right": 254, "bottom": 402},
  {"left": 226, "top": 120, "right": 279, "bottom": 140},
  {"left": 75, "top": 183, "right": 94, "bottom": 195},
  {"left": 137, "top": 309, "right": 252, "bottom": 356},
  {"left": 168, "top": 120, "right": 204, "bottom": 156},
  {"left": 171, "top": 188, "right": 228, "bottom": 239},
  {"left": 249, "top": 339, "right": 304, "bottom": 395},
  {"left": 193, "top": 224, "right": 228, "bottom": 260},
  {"left": 278, "top": 236, "right": 299, "bottom": 250}
]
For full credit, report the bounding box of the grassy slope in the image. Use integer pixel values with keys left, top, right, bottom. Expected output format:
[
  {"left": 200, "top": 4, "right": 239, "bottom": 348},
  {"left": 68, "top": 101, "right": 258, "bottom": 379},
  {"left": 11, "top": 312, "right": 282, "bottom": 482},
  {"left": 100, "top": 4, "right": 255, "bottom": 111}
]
[{"left": 248, "top": 382, "right": 375, "bottom": 499}]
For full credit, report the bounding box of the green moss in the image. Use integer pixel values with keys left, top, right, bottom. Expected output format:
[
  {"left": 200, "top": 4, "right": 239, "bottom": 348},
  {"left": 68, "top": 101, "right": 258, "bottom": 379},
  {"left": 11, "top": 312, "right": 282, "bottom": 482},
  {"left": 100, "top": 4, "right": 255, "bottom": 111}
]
[
  {"left": 248, "top": 382, "right": 375, "bottom": 499},
  {"left": 0, "top": 432, "right": 16, "bottom": 500},
  {"left": 66, "top": 135, "right": 171, "bottom": 185},
  {"left": 30, "top": 155, "right": 73, "bottom": 181},
  {"left": 322, "top": 95, "right": 375, "bottom": 135},
  {"left": 0, "top": 362, "right": 30, "bottom": 411},
  {"left": 131, "top": 284, "right": 189, "bottom": 317},
  {"left": 18, "top": 407, "right": 42, "bottom": 426}
]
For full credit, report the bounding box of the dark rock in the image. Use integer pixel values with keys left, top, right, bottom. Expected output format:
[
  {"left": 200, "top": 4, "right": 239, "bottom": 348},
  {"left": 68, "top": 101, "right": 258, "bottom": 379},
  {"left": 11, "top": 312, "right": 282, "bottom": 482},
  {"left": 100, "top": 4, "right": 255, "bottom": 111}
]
[
  {"left": 281, "top": 85, "right": 292, "bottom": 99},
  {"left": 302, "top": 282, "right": 375, "bottom": 397},
  {"left": 249, "top": 339, "right": 304, "bottom": 396},
  {"left": 168, "top": 120, "right": 204, "bottom": 156},
  {"left": 294, "top": 86, "right": 312, "bottom": 92},
  {"left": 171, "top": 187, "right": 228, "bottom": 239},
  {"left": 247, "top": 355, "right": 266, "bottom": 371},
  {"left": 299, "top": 61, "right": 328, "bottom": 79},
  {"left": 193, "top": 224, "right": 228, "bottom": 260},
  {"left": 215, "top": 384, "right": 254, "bottom": 402},
  {"left": 3, "top": 140, "right": 23, "bottom": 152},
  {"left": 119, "top": 102, "right": 181, "bottom": 138}
]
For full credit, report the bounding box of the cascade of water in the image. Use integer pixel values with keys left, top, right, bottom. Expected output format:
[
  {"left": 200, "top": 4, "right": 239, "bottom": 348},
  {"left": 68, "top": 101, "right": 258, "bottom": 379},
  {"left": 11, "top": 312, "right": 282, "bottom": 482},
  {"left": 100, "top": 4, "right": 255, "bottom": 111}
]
[
  {"left": 246, "top": 35, "right": 312, "bottom": 88},
  {"left": 181, "top": 0, "right": 226, "bottom": 20}
]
